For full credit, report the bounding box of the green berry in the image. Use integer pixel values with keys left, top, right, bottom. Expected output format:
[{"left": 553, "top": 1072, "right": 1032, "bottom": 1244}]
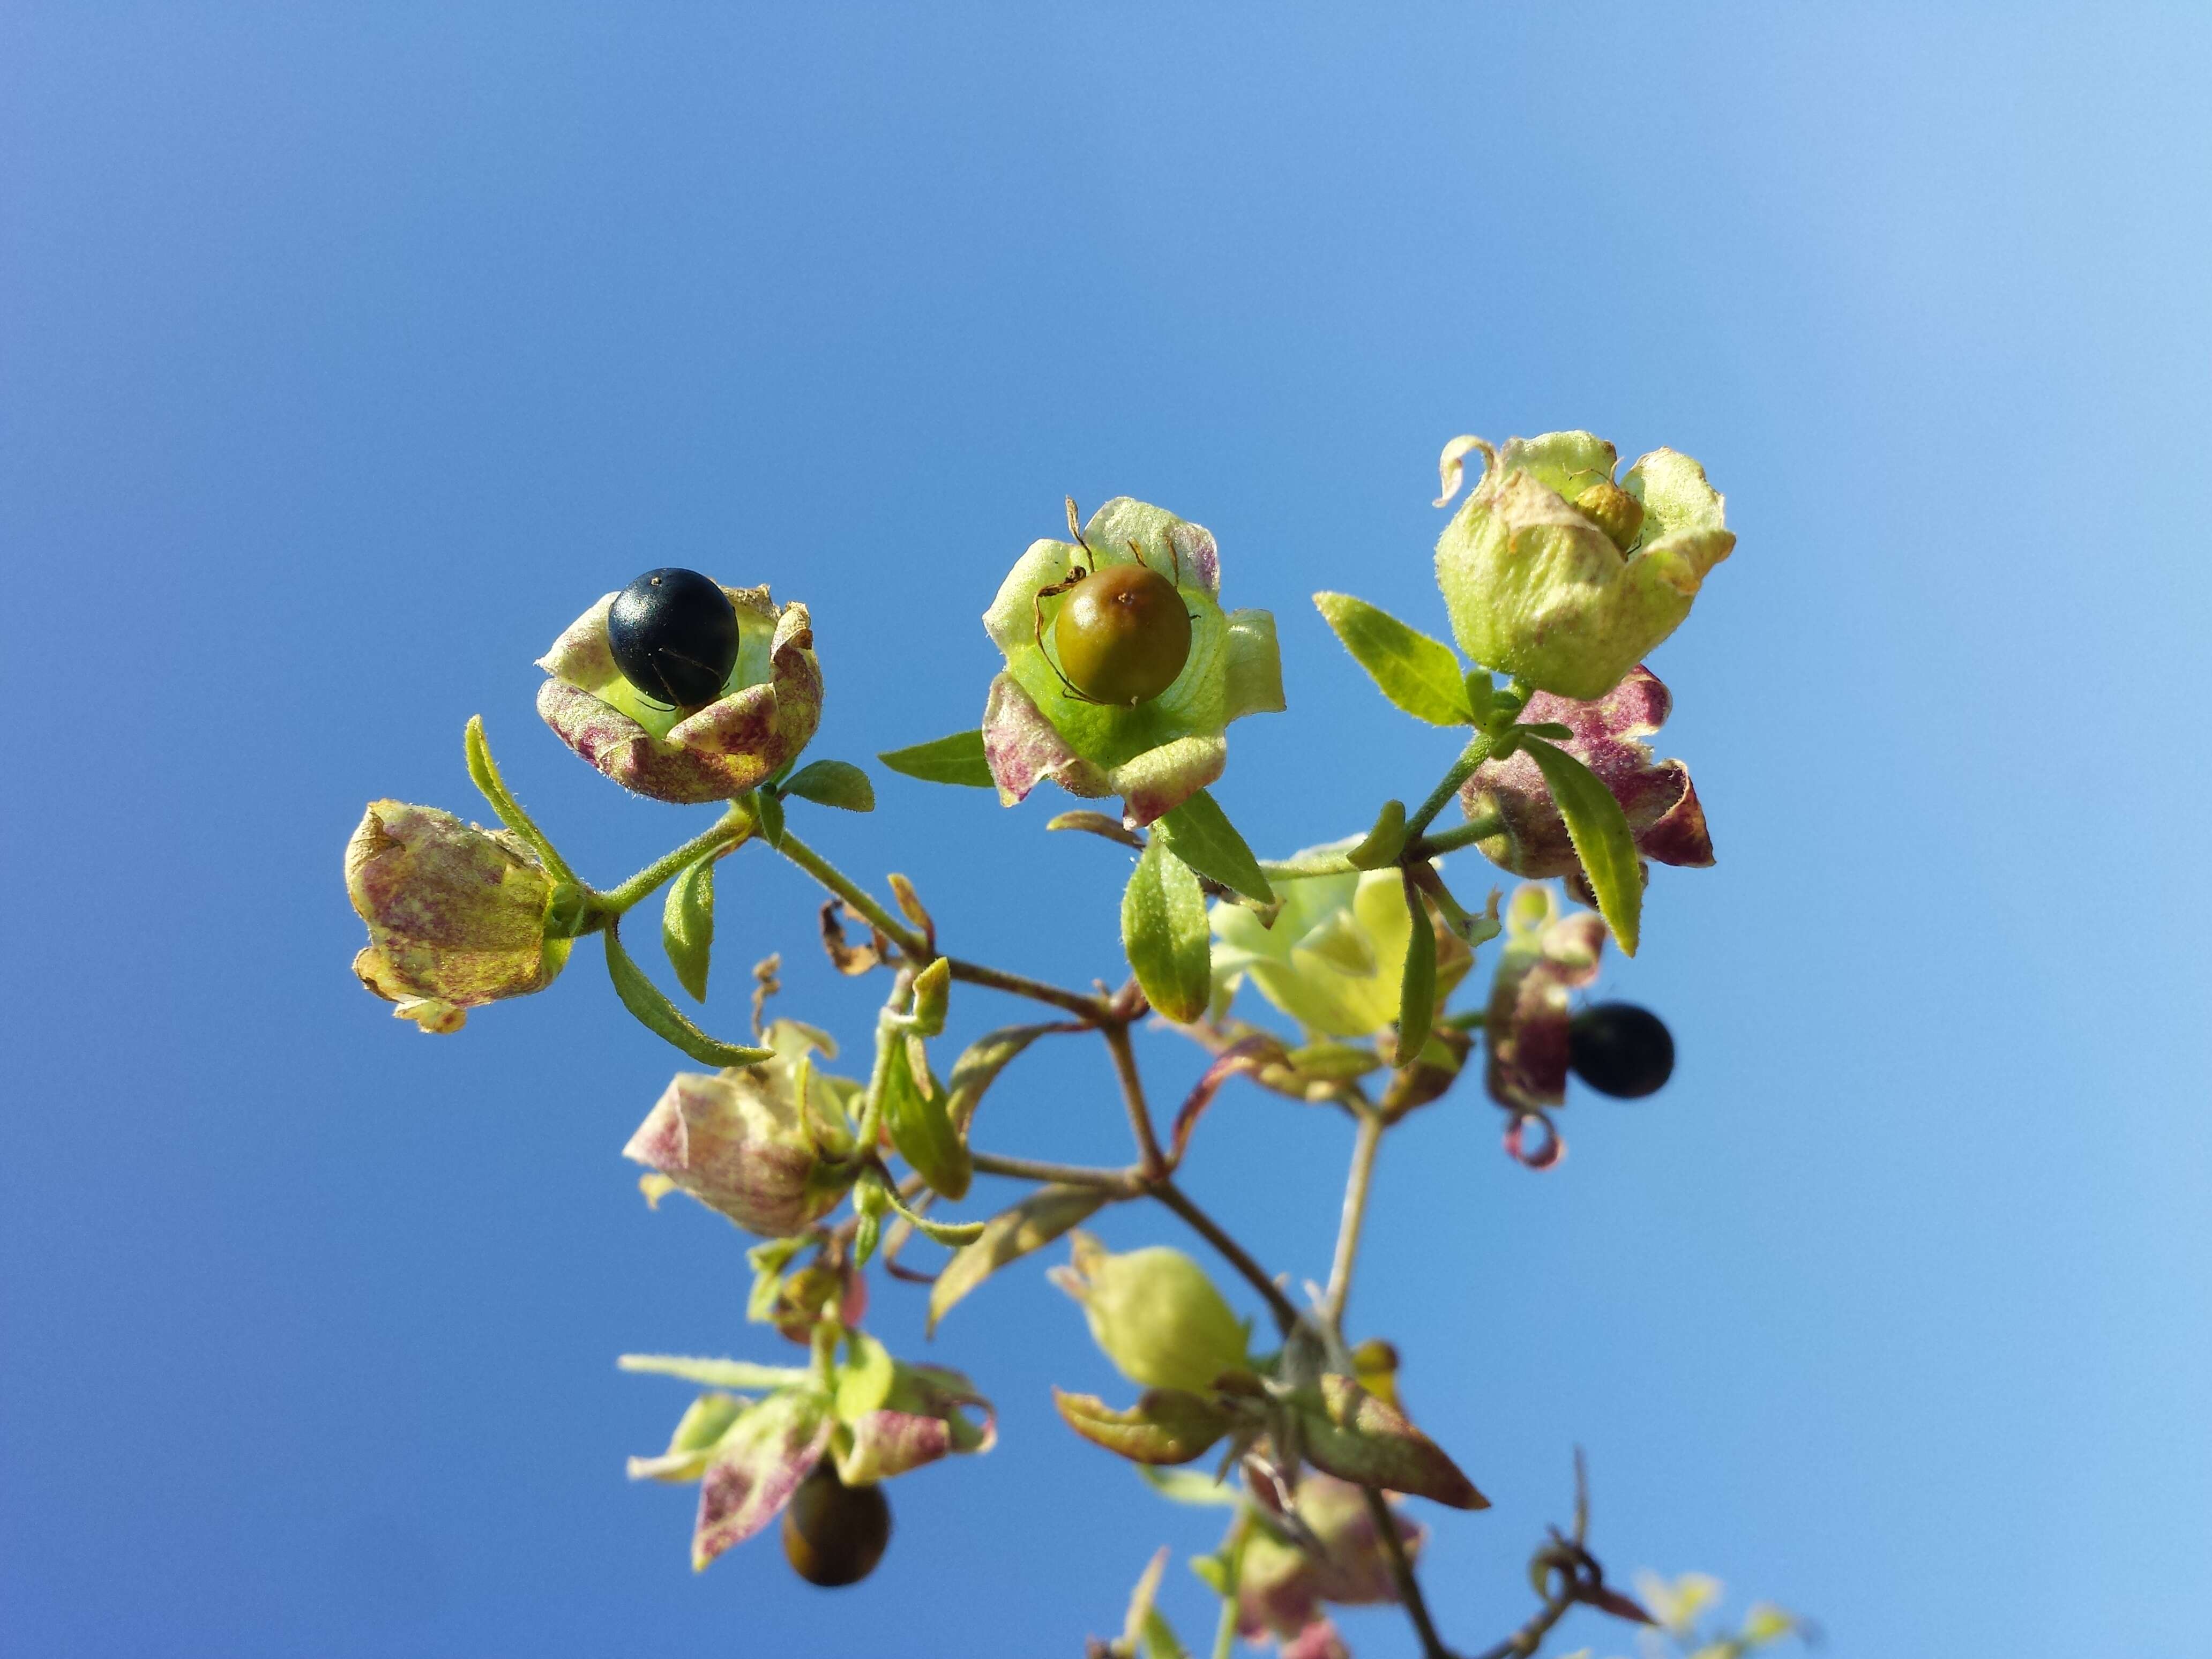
[{"left": 1052, "top": 562, "right": 1192, "bottom": 705}]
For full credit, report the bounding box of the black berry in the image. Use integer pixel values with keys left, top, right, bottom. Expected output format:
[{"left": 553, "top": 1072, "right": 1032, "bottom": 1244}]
[
  {"left": 1567, "top": 1003, "right": 1674, "bottom": 1098},
  {"left": 607, "top": 568, "right": 740, "bottom": 708},
  {"left": 781, "top": 1462, "right": 891, "bottom": 1588}
]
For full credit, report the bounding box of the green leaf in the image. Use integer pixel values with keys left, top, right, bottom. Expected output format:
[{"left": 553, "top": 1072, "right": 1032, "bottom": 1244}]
[
  {"left": 751, "top": 788, "right": 787, "bottom": 850},
  {"left": 833, "top": 1329, "right": 898, "bottom": 1421},
  {"left": 907, "top": 956, "right": 951, "bottom": 1037},
  {"left": 879, "top": 1027, "right": 972, "bottom": 1201},
  {"left": 1287, "top": 1040, "right": 1386, "bottom": 1081},
  {"left": 1346, "top": 798, "right": 1408, "bottom": 870},
  {"left": 1298, "top": 1373, "right": 1488, "bottom": 1509},
  {"left": 1052, "top": 1386, "right": 1233, "bottom": 1466},
  {"left": 1152, "top": 788, "right": 1275, "bottom": 904},
  {"left": 603, "top": 927, "right": 771, "bottom": 1067},
  {"left": 878, "top": 729, "right": 996, "bottom": 788},
  {"left": 879, "top": 1182, "right": 989, "bottom": 1246},
  {"left": 1396, "top": 871, "right": 1438, "bottom": 1063},
  {"left": 462, "top": 714, "right": 577, "bottom": 884},
  {"left": 1522, "top": 736, "right": 1643, "bottom": 955},
  {"left": 1134, "top": 1465, "right": 1240, "bottom": 1507},
  {"left": 1122, "top": 836, "right": 1212, "bottom": 1023},
  {"left": 782, "top": 759, "right": 876, "bottom": 812},
  {"left": 661, "top": 857, "right": 715, "bottom": 1002},
  {"left": 1313, "top": 592, "right": 1475, "bottom": 726},
  {"left": 616, "top": 1352, "right": 815, "bottom": 1391},
  {"left": 944, "top": 1023, "right": 1061, "bottom": 1134},
  {"left": 927, "top": 1184, "right": 1109, "bottom": 1334}
]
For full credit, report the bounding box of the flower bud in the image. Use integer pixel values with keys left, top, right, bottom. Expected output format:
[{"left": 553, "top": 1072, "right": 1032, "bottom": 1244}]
[
  {"left": 536, "top": 583, "right": 822, "bottom": 804},
  {"left": 345, "top": 801, "right": 571, "bottom": 1032},
  {"left": 1049, "top": 1233, "right": 1251, "bottom": 1394},
  {"left": 623, "top": 1023, "right": 860, "bottom": 1237},
  {"left": 1433, "top": 431, "right": 1733, "bottom": 700}
]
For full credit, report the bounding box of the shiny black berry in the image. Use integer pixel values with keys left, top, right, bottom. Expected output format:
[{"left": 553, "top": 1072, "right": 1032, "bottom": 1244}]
[
  {"left": 1567, "top": 1003, "right": 1675, "bottom": 1098},
  {"left": 781, "top": 1462, "right": 891, "bottom": 1588},
  {"left": 607, "top": 568, "right": 740, "bottom": 708}
]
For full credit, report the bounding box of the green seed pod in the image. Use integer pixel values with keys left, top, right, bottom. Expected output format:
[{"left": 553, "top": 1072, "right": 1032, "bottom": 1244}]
[
  {"left": 1049, "top": 1233, "right": 1250, "bottom": 1394},
  {"left": 781, "top": 1462, "right": 891, "bottom": 1588},
  {"left": 1053, "top": 563, "right": 1193, "bottom": 705}
]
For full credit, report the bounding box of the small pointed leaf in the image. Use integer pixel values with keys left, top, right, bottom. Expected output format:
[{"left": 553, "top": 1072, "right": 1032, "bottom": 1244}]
[
  {"left": 1122, "top": 837, "right": 1212, "bottom": 1023},
  {"left": 751, "top": 788, "right": 786, "bottom": 850},
  {"left": 662, "top": 857, "right": 715, "bottom": 1002},
  {"left": 1313, "top": 593, "right": 1475, "bottom": 726},
  {"left": 1299, "top": 1373, "right": 1488, "bottom": 1508},
  {"left": 1153, "top": 789, "right": 1274, "bottom": 903},
  {"left": 616, "top": 1353, "right": 815, "bottom": 1391},
  {"left": 1346, "top": 798, "right": 1409, "bottom": 869},
  {"left": 603, "top": 928, "right": 771, "bottom": 1067},
  {"left": 782, "top": 759, "right": 876, "bottom": 812},
  {"left": 1396, "top": 871, "right": 1438, "bottom": 1062},
  {"left": 945, "top": 1023, "right": 1062, "bottom": 1133},
  {"left": 879, "top": 730, "right": 996, "bottom": 787},
  {"left": 928, "top": 1184, "right": 1109, "bottom": 1334},
  {"left": 879, "top": 1025, "right": 972, "bottom": 1201},
  {"left": 1522, "top": 736, "right": 1643, "bottom": 955},
  {"left": 1052, "top": 1387, "right": 1234, "bottom": 1466}
]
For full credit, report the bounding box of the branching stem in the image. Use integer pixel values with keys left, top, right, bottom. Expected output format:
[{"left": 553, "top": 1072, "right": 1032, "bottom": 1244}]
[
  {"left": 772, "top": 828, "right": 930, "bottom": 957},
  {"left": 598, "top": 805, "right": 751, "bottom": 914},
  {"left": 1105, "top": 1022, "right": 1167, "bottom": 1178}
]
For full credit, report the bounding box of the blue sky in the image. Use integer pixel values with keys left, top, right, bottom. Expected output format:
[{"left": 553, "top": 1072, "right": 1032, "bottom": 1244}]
[{"left": 4, "top": 5, "right": 2208, "bottom": 1655}]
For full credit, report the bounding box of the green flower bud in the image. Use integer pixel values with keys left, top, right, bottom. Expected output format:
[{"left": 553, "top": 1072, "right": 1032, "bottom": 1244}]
[
  {"left": 1433, "top": 431, "right": 1733, "bottom": 700},
  {"left": 536, "top": 582, "right": 822, "bottom": 804},
  {"left": 1048, "top": 1232, "right": 1251, "bottom": 1394},
  {"left": 623, "top": 1020, "right": 860, "bottom": 1237},
  {"left": 344, "top": 801, "right": 572, "bottom": 1033}
]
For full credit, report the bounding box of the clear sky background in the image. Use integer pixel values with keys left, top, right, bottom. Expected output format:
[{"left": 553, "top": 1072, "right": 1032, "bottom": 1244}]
[{"left": 5, "top": 5, "right": 2209, "bottom": 1656}]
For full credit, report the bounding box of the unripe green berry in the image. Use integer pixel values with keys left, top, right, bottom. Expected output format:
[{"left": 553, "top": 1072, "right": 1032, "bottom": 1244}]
[
  {"left": 1052, "top": 563, "right": 1193, "bottom": 706},
  {"left": 781, "top": 1462, "right": 891, "bottom": 1588},
  {"left": 1573, "top": 480, "right": 1646, "bottom": 554}
]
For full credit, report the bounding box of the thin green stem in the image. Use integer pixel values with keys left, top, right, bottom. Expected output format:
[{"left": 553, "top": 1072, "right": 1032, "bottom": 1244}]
[
  {"left": 773, "top": 828, "right": 931, "bottom": 958},
  {"left": 1146, "top": 1178, "right": 1303, "bottom": 1336},
  {"left": 1405, "top": 731, "right": 1495, "bottom": 839},
  {"left": 969, "top": 1149, "right": 1137, "bottom": 1193},
  {"left": 947, "top": 956, "right": 1111, "bottom": 1021},
  {"left": 1321, "top": 1108, "right": 1385, "bottom": 1328},
  {"left": 1258, "top": 849, "right": 1360, "bottom": 882},
  {"left": 1105, "top": 1022, "right": 1167, "bottom": 1178},
  {"left": 598, "top": 805, "right": 750, "bottom": 914},
  {"left": 1410, "top": 811, "right": 1504, "bottom": 860}
]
